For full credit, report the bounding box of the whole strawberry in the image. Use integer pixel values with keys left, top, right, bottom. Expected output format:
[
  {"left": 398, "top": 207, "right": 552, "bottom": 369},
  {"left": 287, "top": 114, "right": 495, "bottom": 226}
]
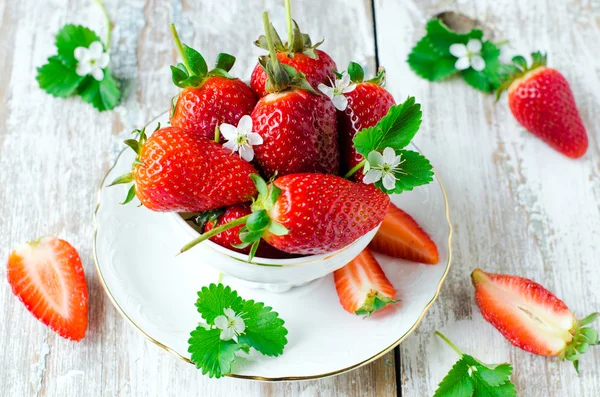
[
  {"left": 169, "top": 24, "right": 257, "bottom": 140},
  {"left": 497, "top": 52, "right": 588, "bottom": 158},
  {"left": 181, "top": 173, "right": 390, "bottom": 257},
  {"left": 250, "top": 12, "right": 338, "bottom": 178},
  {"left": 110, "top": 126, "right": 258, "bottom": 212},
  {"left": 472, "top": 269, "right": 599, "bottom": 371},
  {"left": 200, "top": 204, "right": 295, "bottom": 259},
  {"left": 250, "top": 0, "right": 336, "bottom": 97},
  {"left": 320, "top": 63, "right": 396, "bottom": 179}
]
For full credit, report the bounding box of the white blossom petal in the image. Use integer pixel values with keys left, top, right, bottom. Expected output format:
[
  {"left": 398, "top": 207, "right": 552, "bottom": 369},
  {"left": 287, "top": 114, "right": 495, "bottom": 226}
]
[
  {"left": 342, "top": 84, "right": 357, "bottom": 94},
  {"left": 98, "top": 53, "right": 110, "bottom": 68},
  {"left": 318, "top": 83, "right": 335, "bottom": 99},
  {"left": 382, "top": 147, "right": 396, "bottom": 164},
  {"left": 237, "top": 115, "right": 253, "bottom": 134},
  {"left": 470, "top": 55, "right": 486, "bottom": 71},
  {"left": 466, "top": 39, "right": 482, "bottom": 53},
  {"left": 89, "top": 41, "right": 104, "bottom": 58},
  {"left": 220, "top": 327, "right": 235, "bottom": 341},
  {"left": 339, "top": 72, "right": 351, "bottom": 87},
  {"left": 76, "top": 62, "right": 92, "bottom": 76},
  {"left": 233, "top": 317, "right": 246, "bottom": 334},
  {"left": 223, "top": 140, "right": 238, "bottom": 153},
  {"left": 74, "top": 47, "right": 89, "bottom": 62},
  {"left": 246, "top": 132, "right": 263, "bottom": 145},
  {"left": 91, "top": 67, "right": 104, "bottom": 81},
  {"left": 363, "top": 169, "right": 383, "bottom": 184},
  {"left": 331, "top": 94, "right": 348, "bottom": 111},
  {"left": 223, "top": 308, "right": 236, "bottom": 318},
  {"left": 219, "top": 123, "right": 238, "bottom": 140},
  {"left": 455, "top": 56, "right": 471, "bottom": 70},
  {"left": 367, "top": 151, "right": 385, "bottom": 167},
  {"left": 214, "top": 315, "right": 228, "bottom": 330},
  {"left": 239, "top": 145, "right": 254, "bottom": 162},
  {"left": 382, "top": 173, "right": 397, "bottom": 190},
  {"left": 449, "top": 43, "right": 468, "bottom": 58}
]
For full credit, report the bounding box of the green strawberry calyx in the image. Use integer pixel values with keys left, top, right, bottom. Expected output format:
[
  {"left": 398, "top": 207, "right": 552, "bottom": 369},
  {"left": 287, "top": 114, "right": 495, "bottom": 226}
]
[
  {"left": 178, "top": 174, "right": 288, "bottom": 261},
  {"left": 495, "top": 51, "right": 548, "bottom": 100},
  {"left": 560, "top": 312, "right": 599, "bottom": 374},
  {"left": 108, "top": 124, "right": 159, "bottom": 205},
  {"left": 254, "top": 0, "right": 323, "bottom": 60},
  {"left": 169, "top": 23, "right": 237, "bottom": 90},
  {"left": 354, "top": 291, "right": 397, "bottom": 317},
  {"left": 258, "top": 12, "right": 318, "bottom": 95},
  {"left": 337, "top": 62, "right": 386, "bottom": 86}
]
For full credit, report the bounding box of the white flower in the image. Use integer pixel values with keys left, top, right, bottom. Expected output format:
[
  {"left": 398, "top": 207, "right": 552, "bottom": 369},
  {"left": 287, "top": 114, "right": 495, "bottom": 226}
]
[
  {"left": 318, "top": 72, "right": 357, "bottom": 111},
  {"left": 362, "top": 147, "right": 405, "bottom": 190},
  {"left": 214, "top": 308, "right": 246, "bottom": 341},
  {"left": 449, "top": 39, "right": 486, "bottom": 72},
  {"left": 221, "top": 115, "right": 263, "bottom": 162},
  {"left": 74, "top": 41, "right": 110, "bottom": 81}
]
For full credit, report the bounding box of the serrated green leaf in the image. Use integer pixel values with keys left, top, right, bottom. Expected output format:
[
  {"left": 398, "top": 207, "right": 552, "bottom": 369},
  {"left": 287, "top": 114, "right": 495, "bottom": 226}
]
[
  {"left": 36, "top": 56, "right": 85, "bottom": 98},
  {"left": 55, "top": 24, "right": 102, "bottom": 67},
  {"left": 188, "top": 327, "right": 240, "bottom": 378},
  {"left": 195, "top": 284, "right": 244, "bottom": 325},
  {"left": 237, "top": 299, "right": 288, "bottom": 357},
  {"left": 464, "top": 356, "right": 512, "bottom": 387},
  {"left": 78, "top": 71, "right": 121, "bottom": 111},
  {"left": 374, "top": 149, "right": 433, "bottom": 194},
  {"left": 461, "top": 41, "right": 501, "bottom": 93},
  {"left": 433, "top": 357, "right": 475, "bottom": 397},
  {"left": 184, "top": 44, "right": 208, "bottom": 76},
  {"left": 407, "top": 36, "right": 458, "bottom": 81}
]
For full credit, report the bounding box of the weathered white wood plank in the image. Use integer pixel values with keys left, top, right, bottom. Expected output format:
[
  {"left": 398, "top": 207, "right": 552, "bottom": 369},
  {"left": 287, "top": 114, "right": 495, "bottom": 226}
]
[
  {"left": 374, "top": 0, "right": 600, "bottom": 395},
  {"left": 0, "top": 1, "right": 397, "bottom": 396}
]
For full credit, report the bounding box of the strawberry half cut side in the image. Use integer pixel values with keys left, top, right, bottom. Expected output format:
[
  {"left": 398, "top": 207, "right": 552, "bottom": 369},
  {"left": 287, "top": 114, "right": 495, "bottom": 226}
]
[
  {"left": 7, "top": 236, "right": 88, "bottom": 341},
  {"left": 472, "top": 268, "right": 599, "bottom": 372},
  {"left": 334, "top": 248, "right": 397, "bottom": 317}
]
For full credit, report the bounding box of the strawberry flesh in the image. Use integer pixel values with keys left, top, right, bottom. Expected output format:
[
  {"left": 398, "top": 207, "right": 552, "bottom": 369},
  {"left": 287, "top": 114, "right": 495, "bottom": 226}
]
[
  {"left": 369, "top": 204, "right": 438, "bottom": 264},
  {"left": 7, "top": 237, "right": 88, "bottom": 341},
  {"left": 334, "top": 248, "right": 397, "bottom": 316}
]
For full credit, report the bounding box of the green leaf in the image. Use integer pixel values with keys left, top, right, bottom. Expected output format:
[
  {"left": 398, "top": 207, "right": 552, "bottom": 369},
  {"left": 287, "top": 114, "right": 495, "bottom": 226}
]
[
  {"left": 580, "top": 327, "right": 598, "bottom": 344},
  {"left": 237, "top": 299, "right": 288, "bottom": 357},
  {"left": 215, "top": 53, "right": 236, "bottom": 72},
  {"left": 353, "top": 97, "right": 422, "bottom": 158},
  {"left": 108, "top": 173, "right": 133, "bottom": 187},
  {"left": 246, "top": 210, "right": 270, "bottom": 231},
  {"left": 55, "top": 24, "right": 102, "bottom": 67},
  {"left": 121, "top": 185, "right": 136, "bottom": 205},
  {"left": 195, "top": 284, "right": 244, "bottom": 325},
  {"left": 188, "top": 327, "right": 240, "bottom": 378},
  {"left": 184, "top": 44, "right": 208, "bottom": 76},
  {"left": 170, "top": 65, "right": 189, "bottom": 88},
  {"left": 239, "top": 229, "right": 264, "bottom": 243},
  {"left": 268, "top": 221, "right": 288, "bottom": 236},
  {"left": 407, "top": 36, "right": 458, "bottom": 81},
  {"left": 347, "top": 61, "right": 364, "bottom": 83},
  {"left": 78, "top": 71, "right": 121, "bottom": 111},
  {"left": 465, "top": 356, "right": 512, "bottom": 387},
  {"left": 511, "top": 55, "right": 527, "bottom": 70},
  {"left": 371, "top": 149, "right": 433, "bottom": 194},
  {"left": 251, "top": 174, "right": 268, "bottom": 199},
  {"left": 461, "top": 41, "right": 501, "bottom": 93},
  {"left": 579, "top": 313, "right": 600, "bottom": 327},
  {"left": 472, "top": 375, "right": 517, "bottom": 397},
  {"left": 123, "top": 139, "right": 141, "bottom": 154},
  {"left": 36, "top": 56, "right": 85, "bottom": 98},
  {"left": 433, "top": 357, "right": 475, "bottom": 397}
]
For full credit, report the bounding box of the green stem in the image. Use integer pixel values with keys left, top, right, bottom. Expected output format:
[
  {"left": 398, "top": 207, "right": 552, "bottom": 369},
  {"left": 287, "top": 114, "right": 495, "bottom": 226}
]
[
  {"left": 263, "top": 12, "right": 278, "bottom": 64},
  {"left": 495, "top": 39, "right": 509, "bottom": 47},
  {"left": 344, "top": 159, "right": 367, "bottom": 179},
  {"left": 284, "top": 0, "right": 293, "bottom": 47},
  {"left": 179, "top": 214, "right": 251, "bottom": 254},
  {"left": 435, "top": 331, "right": 463, "bottom": 356},
  {"left": 170, "top": 23, "right": 192, "bottom": 75},
  {"left": 93, "top": 0, "right": 112, "bottom": 48},
  {"left": 214, "top": 125, "right": 220, "bottom": 143}
]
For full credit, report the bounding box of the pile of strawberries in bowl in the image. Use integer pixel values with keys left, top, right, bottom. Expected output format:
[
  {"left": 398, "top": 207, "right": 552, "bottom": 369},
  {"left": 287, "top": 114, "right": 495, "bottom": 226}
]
[{"left": 111, "top": 5, "right": 441, "bottom": 313}]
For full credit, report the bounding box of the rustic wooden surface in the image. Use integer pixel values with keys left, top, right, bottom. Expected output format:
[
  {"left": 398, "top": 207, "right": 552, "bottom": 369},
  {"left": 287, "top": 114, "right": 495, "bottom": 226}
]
[{"left": 0, "top": 0, "right": 598, "bottom": 396}]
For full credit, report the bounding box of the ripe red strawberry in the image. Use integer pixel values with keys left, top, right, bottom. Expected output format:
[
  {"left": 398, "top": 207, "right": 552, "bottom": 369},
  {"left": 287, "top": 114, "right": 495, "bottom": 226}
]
[
  {"left": 7, "top": 236, "right": 88, "bottom": 341},
  {"left": 498, "top": 52, "right": 588, "bottom": 158},
  {"left": 472, "top": 269, "right": 599, "bottom": 370},
  {"left": 332, "top": 63, "right": 396, "bottom": 179},
  {"left": 250, "top": 12, "right": 338, "bottom": 178},
  {"left": 334, "top": 248, "right": 397, "bottom": 316},
  {"left": 168, "top": 25, "right": 257, "bottom": 140},
  {"left": 250, "top": 1, "right": 336, "bottom": 97},
  {"left": 201, "top": 204, "right": 295, "bottom": 259},
  {"left": 110, "top": 126, "right": 258, "bottom": 212},
  {"left": 368, "top": 203, "right": 438, "bottom": 264},
  {"left": 181, "top": 173, "right": 390, "bottom": 257}
]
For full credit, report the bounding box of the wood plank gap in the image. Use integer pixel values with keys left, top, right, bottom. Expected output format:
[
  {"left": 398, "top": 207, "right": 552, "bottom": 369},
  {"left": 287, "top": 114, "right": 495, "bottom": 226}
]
[
  {"left": 394, "top": 346, "right": 402, "bottom": 397},
  {"left": 369, "top": 0, "right": 380, "bottom": 70}
]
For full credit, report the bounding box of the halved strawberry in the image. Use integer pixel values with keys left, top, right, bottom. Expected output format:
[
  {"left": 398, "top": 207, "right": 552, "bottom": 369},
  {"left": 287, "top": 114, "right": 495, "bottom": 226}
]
[
  {"left": 7, "top": 236, "right": 88, "bottom": 341},
  {"left": 334, "top": 248, "right": 397, "bottom": 316},
  {"left": 368, "top": 204, "right": 439, "bottom": 264},
  {"left": 472, "top": 269, "right": 599, "bottom": 371}
]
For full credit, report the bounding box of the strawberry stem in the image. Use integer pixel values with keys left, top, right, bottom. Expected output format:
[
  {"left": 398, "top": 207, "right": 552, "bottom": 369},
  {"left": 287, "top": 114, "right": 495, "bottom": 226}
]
[
  {"left": 93, "top": 0, "right": 112, "bottom": 48},
  {"left": 285, "top": 0, "right": 293, "bottom": 49},
  {"left": 179, "top": 214, "right": 251, "bottom": 255},
  {"left": 214, "top": 125, "right": 220, "bottom": 143},
  {"left": 170, "top": 24, "right": 192, "bottom": 75},
  {"left": 344, "top": 159, "right": 367, "bottom": 179},
  {"left": 435, "top": 331, "right": 463, "bottom": 356}
]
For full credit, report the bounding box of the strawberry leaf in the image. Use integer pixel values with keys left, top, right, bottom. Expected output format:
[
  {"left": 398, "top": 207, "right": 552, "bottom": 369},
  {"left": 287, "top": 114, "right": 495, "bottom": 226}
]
[
  {"left": 433, "top": 358, "right": 475, "bottom": 397},
  {"left": 188, "top": 327, "right": 240, "bottom": 378},
  {"left": 215, "top": 53, "right": 236, "bottom": 72},
  {"left": 194, "top": 284, "right": 244, "bottom": 324},
  {"left": 55, "top": 24, "right": 102, "bottom": 67},
  {"left": 36, "top": 56, "right": 86, "bottom": 98},
  {"left": 184, "top": 44, "right": 208, "bottom": 76},
  {"left": 237, "top": 299, "right": 288, "bottom": 357},
  {"left": 78, "top": 71, "right": 121, "bottom": 111}
]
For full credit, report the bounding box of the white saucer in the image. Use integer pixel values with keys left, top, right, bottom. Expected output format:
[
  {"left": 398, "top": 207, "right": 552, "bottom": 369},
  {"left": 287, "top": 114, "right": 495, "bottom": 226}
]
[{"left": 93, "top": 116, "right": 452, "bottom": 381}]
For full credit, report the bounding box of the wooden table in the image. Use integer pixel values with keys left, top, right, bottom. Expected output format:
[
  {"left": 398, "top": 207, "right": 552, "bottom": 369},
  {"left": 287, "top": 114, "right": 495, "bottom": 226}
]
[{"left": 1, "top": 0, "right": 599, "bottom": 395}]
